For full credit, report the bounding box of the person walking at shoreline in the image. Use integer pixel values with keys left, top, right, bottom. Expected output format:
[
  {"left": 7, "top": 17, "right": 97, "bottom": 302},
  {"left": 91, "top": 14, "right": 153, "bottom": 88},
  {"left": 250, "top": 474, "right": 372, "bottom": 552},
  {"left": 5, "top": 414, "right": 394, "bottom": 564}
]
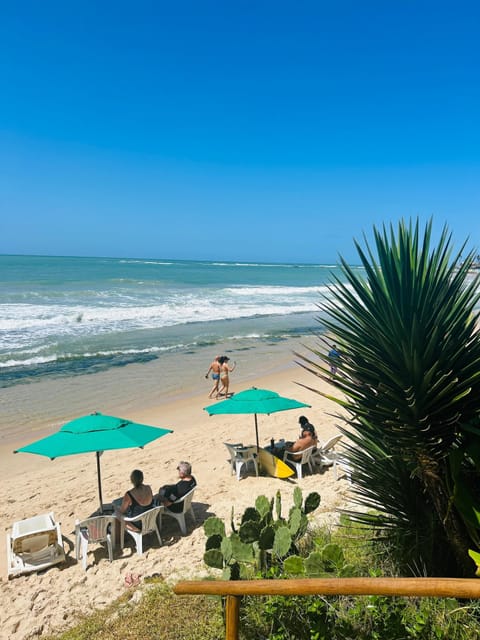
[
  {"left": 328, "top": 344, "right": 341, "bottom": 377},
  {"left": 218, "top": 356, "right": 236, "bottom": 398},
  {"left": 205, "top": 355, "right": 221, "bottom": 398}
]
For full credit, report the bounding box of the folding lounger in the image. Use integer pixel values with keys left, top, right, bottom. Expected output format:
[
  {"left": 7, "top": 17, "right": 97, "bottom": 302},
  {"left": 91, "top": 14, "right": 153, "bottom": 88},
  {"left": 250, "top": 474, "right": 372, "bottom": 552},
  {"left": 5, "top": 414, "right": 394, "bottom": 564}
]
[{"left": 7, "top": 511, "right": 65, "bottom": 578}]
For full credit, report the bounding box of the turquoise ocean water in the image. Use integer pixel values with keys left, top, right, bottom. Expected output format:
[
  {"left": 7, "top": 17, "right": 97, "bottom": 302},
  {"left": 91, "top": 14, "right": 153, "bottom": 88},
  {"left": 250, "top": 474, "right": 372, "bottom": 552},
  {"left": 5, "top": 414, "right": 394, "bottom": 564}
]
[
  {"left": 0, "top": 255, "right": 361, "bottom": 439},
  {"left": 1, "top": 255, "right": 357, "bottom": 387}
]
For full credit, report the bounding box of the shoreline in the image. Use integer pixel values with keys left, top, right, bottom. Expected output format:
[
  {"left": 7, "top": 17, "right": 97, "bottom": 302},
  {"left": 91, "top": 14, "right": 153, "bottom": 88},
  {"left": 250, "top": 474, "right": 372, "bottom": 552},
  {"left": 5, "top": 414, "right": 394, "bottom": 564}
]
[
  {"left": 0, "top": 333, "right": 322, "bottom": 445},
  {"left": 1, "top": 341, "right": 349, "bottom": 640}
]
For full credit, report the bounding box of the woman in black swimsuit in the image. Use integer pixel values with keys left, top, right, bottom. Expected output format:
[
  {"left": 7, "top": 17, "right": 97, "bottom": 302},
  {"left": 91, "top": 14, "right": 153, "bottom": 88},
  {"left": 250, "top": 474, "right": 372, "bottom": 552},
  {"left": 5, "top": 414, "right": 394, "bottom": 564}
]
[{"left": 118, "top": 469, "right": 153, "bottom": 531}]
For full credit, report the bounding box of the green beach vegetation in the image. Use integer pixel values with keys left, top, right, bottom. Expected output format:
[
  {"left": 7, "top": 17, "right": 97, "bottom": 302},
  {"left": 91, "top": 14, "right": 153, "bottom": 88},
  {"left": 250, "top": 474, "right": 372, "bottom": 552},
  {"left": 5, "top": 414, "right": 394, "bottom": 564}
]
[
  {"left": 44, "top": 219, "right": 480, "bottom": 638},
  {"left": 298, "top": 218, "right": 480, "bottom": 577},
  {"left": 44, "top": 514, "right": 480, "bottom": 639}
]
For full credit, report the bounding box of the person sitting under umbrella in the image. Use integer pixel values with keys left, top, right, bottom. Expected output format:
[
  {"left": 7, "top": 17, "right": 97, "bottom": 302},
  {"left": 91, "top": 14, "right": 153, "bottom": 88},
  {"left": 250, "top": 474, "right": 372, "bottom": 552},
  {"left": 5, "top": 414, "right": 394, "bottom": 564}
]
[
  {"left": 116, "top": 469, "right": 154, "bottom": 531},
  {"left": 273, "top": 416, "right": 318, "bottom": 461},
  {"left": 156, "top": 461, "right": 196, "bottom": 513}
]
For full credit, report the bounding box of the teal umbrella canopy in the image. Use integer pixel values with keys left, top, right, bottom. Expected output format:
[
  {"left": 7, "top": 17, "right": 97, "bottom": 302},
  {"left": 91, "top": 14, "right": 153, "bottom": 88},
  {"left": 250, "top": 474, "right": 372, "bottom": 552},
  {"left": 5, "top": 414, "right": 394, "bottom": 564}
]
[
  {"left": 15, "top": 412, "right": 173, "bottom": 512},
  {"left": 204, "top": 387, "right": 310, "bottom": 449}
]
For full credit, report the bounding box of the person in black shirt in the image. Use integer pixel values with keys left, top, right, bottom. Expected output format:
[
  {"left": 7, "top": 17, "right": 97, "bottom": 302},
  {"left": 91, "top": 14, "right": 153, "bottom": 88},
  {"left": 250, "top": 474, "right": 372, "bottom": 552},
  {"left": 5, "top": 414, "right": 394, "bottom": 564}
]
[{"left": 157, "top": 461, "right": 196, "bottom": 513}]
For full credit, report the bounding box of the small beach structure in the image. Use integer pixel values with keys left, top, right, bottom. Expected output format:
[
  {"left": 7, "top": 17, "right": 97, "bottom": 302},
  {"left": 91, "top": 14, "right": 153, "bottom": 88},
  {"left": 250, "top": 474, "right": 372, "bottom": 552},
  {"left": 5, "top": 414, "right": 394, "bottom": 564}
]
[
  {"left": 14, "top": 412, "right": 173, "bottom": 513},
  {"left": 204, "top": 387, "right": 310, "bottom": 450}
]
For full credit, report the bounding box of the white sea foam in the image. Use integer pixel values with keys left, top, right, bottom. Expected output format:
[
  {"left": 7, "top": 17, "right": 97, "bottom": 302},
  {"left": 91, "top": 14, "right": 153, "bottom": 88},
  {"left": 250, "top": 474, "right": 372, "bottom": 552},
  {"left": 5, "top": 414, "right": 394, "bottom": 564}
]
[
  {"left": 224, "top": 285, "right": 324, "bottom": 296},
  {"left": 0, "top": 282, "right": 321, "bottom": 350},
  {"left": 0, "top": 255, "right": 335, "bottom": 376}
]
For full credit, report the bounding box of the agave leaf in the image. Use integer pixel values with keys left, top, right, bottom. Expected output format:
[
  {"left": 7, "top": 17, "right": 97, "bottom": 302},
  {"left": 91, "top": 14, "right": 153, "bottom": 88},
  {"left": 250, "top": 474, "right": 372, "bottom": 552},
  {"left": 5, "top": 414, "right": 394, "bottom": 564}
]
[{"left": 297, "top": 219, "right": 480, "bottom": 576}]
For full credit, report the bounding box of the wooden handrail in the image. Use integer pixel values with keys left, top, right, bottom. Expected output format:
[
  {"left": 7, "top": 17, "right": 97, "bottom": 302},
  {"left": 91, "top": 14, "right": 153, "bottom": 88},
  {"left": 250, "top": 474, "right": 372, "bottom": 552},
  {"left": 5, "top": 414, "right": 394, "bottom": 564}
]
[{"left": 174, "top": 578, "right": 480, "bottom": 640}]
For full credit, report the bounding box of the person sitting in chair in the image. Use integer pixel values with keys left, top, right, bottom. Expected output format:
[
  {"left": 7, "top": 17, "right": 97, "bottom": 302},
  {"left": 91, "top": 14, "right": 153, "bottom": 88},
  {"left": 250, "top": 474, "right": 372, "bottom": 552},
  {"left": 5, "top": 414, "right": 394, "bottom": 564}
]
[
  {"left": 117, "top": 469, "right": 154, "bottom": 531},
  {"left": 285, "top": 416, "right": 318, "bottom": 461},
  {"left": 157, "top": 461, "right": 196, "bottom": 513}
]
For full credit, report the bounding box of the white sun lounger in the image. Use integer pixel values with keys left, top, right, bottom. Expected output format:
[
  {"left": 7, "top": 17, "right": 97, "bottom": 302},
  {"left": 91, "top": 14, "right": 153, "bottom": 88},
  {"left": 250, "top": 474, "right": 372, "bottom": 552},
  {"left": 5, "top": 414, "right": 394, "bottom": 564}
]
[{"left": 7, "top": 511, "right": 65, "bottom": 578}]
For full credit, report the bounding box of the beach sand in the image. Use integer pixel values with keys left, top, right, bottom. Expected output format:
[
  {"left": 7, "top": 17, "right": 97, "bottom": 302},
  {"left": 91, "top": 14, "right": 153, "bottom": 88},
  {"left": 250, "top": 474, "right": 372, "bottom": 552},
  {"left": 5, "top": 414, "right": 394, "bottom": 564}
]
[{"left": 0, "top": 360, "right": 351, "bottom": 640}]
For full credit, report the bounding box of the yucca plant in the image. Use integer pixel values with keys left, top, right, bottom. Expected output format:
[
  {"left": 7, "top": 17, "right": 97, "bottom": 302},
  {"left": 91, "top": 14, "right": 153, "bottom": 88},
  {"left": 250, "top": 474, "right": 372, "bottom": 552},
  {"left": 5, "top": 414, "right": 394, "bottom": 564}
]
[{"left": 297, "top": 218, "right": 480, "bottom": 576}]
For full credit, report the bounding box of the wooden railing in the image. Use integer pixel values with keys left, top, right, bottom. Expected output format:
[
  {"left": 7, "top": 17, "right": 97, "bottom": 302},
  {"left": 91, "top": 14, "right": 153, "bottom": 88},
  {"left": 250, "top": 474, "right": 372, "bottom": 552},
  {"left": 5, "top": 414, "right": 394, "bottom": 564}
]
[{"left": 174, "top": 578, "right": 480, "bottom": 640}]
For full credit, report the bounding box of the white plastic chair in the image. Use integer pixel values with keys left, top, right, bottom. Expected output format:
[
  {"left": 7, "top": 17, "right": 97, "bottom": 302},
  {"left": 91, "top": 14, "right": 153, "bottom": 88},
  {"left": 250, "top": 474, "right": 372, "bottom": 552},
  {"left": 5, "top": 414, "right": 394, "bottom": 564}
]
[
  {"left": 161, "top": 487, "right": 197, "bottom": 535},
  {"left": 312, "top": 434, "right": 344, "bottom": 478},
  {"left": 75, "top": 515, "right": 116, "bottom": 570},
  {"left": 224, "top": 442, "right": 259, "bottom": 480},
  {"left": 121, "top": 505, "right": 164, "bottom": 555},
  {"left": 7, "top": 511, "right": 65, "bottom": 578},
  {"left": 283, "top": 445, "right": 316, "bottom": 480}
]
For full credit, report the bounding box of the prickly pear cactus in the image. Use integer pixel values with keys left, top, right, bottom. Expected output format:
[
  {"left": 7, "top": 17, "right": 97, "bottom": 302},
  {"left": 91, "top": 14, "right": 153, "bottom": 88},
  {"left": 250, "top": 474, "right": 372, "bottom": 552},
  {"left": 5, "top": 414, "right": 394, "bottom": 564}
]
[
  {"left": 273, "top": 525, "right": 292, "bottom": 558},
  {"left": 204, "top": 516, "right": 225, "bottom": 537},
  {"left": 203, "top": 489, "right": 321, "bottom": 579},
  {"left": 239, "top": 519, "right": 262, "bottom": 543},
  {"left": 255, "top": 495, "right": 271, "bottom": 518}
]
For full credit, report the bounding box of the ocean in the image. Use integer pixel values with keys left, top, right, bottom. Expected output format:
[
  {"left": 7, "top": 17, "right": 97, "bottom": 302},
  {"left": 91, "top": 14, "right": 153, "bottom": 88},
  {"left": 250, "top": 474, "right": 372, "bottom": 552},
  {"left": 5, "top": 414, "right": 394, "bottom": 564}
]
[
  {"left": 0, "top": 255, "right": 357, "bottom": 439},
  {"left": 0, "top": 255, "right": 356, "bottom": 385}
]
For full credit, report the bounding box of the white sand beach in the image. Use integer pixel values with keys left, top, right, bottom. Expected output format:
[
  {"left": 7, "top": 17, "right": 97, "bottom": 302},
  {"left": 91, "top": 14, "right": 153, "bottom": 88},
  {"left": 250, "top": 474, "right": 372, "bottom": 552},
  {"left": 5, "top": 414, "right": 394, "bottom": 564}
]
[{"left": 0, "top": 362, "right": 352, "bottom": 640}]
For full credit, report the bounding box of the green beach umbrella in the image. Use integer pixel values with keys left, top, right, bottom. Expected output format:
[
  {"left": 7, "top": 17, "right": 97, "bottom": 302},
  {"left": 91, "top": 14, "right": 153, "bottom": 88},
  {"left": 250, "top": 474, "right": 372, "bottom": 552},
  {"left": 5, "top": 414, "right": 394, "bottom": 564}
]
[
  {"left": 15, "top": 412, "right": 173, "bottom": 513},
  {"left": 204, "top": 387, "right": 310, "bottom": 450}
]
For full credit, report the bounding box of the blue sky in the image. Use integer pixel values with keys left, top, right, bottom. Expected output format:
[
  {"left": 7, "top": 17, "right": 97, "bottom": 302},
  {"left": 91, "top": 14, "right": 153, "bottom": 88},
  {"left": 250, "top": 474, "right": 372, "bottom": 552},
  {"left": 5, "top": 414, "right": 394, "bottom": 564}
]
[{"left": 1, "top": 1, "right": 479, "bottom": 263}]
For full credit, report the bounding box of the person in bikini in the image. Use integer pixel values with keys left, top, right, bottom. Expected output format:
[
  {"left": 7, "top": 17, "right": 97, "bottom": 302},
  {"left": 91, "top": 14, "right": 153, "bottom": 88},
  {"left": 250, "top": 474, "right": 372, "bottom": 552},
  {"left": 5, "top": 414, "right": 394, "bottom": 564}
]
[
  {"left": 116, "top": 469, "right": 154, "bottom": 532},
  {"left": 218, "top": 356, "right": 236, "bottom": 398},
  {"left": 205, "top": 355, "right": 221, "bottom": 398}
]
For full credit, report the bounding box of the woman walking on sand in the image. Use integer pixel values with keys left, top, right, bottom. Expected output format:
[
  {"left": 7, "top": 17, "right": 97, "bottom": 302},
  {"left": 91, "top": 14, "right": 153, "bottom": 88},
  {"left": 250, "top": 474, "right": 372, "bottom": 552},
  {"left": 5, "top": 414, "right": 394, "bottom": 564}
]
[{"left": 218, "top": 356, "right": 236, "bottom": 398}]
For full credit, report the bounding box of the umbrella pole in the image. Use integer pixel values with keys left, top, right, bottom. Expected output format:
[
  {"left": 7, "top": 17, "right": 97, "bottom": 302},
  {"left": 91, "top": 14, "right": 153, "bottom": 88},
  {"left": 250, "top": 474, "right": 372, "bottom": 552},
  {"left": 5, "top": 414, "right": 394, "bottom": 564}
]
[
  {"left": 96, "top": 451, "right": 104, "bottom": 514},
  {"left": 255, "top": 414, "right": 259, "bottom": 451}
]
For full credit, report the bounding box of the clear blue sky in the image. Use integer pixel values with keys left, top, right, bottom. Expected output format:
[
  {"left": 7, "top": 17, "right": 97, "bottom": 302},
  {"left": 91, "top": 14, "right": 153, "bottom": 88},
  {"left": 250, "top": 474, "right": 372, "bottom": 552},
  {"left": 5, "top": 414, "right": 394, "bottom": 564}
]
[{"left": 1, "top": 1, "right": 479, "bottom": 263}]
